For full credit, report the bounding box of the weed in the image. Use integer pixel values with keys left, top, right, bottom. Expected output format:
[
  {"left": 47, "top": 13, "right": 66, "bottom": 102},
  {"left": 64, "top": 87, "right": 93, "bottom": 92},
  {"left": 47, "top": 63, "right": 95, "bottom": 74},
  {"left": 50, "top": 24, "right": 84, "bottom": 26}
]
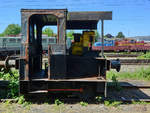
[
  {"left": 111, "top": 74, "right": 118, "bottom": 83},
  {"left": 17, "top": 95, "right": 25, "bottom": 104},
  {"left": 107, "top": 74, "right": 122, "bottom": 91},
  {"left": 104, "top": 100, "right": 122, "bottom": 107},
  {"left": 54, "top": 99, "right": 64, "bottom": 106},
  {"left": 111, "top": 101, "right": 122, "bottom": 107},
  {"left": 104, "top": 100, "right": 110, "bottom": 106},
  {"left": 24, "top": 104, "right": 31, "bottom": 110},
  {"left": 95, "top": 96, "right": 103, "bottom": 103},
  {"left": 80, "top": 101, "right": 88, "bottom": 107},
  {"left": 44, "top": 102, "right": 49, "bottom": 105},
  {"left": 23, "top": 101, "right": 31, "bottom": 108},
  {"left": 54, "top": 99, "right": 65, "bottom": 113},
  {"left": 15, "top": 95, "right": 31, "bottom": 108},
  {"left": 4, "top": 99, "right": 11, "bottom": 105},
  {"left": 132, "top": 101, "right": 150, "bottom": 105}
]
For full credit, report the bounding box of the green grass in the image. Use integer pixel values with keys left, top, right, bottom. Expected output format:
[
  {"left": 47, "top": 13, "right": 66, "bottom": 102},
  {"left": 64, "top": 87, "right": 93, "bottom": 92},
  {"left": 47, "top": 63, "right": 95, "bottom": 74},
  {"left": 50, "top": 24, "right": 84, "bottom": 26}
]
[
  {"left": 131, "top": 101, "right": 150, "bottom": 105},
  {"left": 137, "top": 52, "right": 150, "bottom": 59},
  {"left": 107, "top": 66, "right": 150, "bottom": 81}
]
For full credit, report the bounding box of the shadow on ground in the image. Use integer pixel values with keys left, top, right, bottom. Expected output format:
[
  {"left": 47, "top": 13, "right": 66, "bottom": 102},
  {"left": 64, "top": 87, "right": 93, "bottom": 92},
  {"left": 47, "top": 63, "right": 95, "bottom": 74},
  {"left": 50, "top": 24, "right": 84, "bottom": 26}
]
[{"left": 107, "top": 81, "right": 150, "bottom": 102}]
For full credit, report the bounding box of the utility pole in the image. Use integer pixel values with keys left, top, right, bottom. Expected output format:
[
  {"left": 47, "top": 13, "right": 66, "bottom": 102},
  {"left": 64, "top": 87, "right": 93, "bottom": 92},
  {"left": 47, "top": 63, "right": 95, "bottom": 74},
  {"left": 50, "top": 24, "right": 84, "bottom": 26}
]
[{"left": 101, "top": 20, "right": 104, "bottom": 57}]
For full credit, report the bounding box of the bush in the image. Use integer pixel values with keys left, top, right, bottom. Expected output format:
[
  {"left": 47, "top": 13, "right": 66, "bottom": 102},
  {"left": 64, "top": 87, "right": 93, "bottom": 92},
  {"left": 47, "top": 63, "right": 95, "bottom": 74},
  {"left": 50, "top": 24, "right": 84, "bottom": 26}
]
[{"left": 0, "top": 70, "right": 19, "bottom": 98}]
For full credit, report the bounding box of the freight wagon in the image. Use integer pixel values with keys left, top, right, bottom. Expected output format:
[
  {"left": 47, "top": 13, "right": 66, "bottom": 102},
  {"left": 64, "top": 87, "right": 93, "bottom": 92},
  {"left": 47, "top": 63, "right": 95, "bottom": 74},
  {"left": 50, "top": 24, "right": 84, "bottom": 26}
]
[
  {"left": 0, "top": 36, "right": 57, "bottom": 58},
  {"left": 94, "top": 39, "right": 115, "bottom": 46},
  {"left": 93, "top": 38, "right": 150, "bottom": 52}
]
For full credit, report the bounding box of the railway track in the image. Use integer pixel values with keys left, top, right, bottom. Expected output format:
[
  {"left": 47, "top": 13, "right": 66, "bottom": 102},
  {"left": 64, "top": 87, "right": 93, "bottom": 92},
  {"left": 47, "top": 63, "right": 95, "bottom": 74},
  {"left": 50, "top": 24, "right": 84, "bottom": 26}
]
[
  {"left": 1, "top": 56, "right": 150, "bottom": 66},
  {"left": 106, "top": 54, "right": 141, "bottom": 57},
  {"left": 120, "top": 59, "right": 150, "bottom": 65},
  {"left": 108, "top": 58, "right": 150, "bottom": 65}
]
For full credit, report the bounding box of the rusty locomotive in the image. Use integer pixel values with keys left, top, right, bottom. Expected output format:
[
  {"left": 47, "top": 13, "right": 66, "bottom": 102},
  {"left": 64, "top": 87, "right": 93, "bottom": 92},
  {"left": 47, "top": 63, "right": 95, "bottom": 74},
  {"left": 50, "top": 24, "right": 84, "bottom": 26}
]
[{"left": 2, "top": 9, "right": 120, "bottom": 99}]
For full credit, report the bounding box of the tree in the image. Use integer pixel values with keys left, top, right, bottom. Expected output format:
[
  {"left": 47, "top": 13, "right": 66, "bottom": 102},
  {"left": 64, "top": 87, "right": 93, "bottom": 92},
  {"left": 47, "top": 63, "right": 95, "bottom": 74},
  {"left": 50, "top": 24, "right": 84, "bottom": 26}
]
[
  {"left": 105, "top": 33, "right": 114, "bottom": 38},
  {"left": 116, "top": 32, "right": 125, "bottom": 38},
  {"left": 95, "top": 30, "right": 100, "bottom": 42},
  {"left": 42, "top": 28, "right": 54, "bottom": 37},
  {"left": 0, "top": 33, "right": 4, "bottom": 37},
  {"left": 67, "top": 30, "right": 74, "bottom": 40},
  {"left": 4, "top": 24, "right": 21, "bottom": 36}
]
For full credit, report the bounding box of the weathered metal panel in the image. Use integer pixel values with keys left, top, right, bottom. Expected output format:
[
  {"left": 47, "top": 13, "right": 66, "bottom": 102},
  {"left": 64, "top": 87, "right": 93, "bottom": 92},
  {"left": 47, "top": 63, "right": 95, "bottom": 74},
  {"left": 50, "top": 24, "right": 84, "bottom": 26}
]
[
  {"left": 21, "top": 11, "right": 28, "bottom": 57},
  {"left": 50, "top": 44, "right": 66, "bottom": 55},
  {"left": 50, "top": 55, "right": 67, "bottom": 79},
  {"left": 19, "top": 58, "right": 25, "bottom": 80},
  {"left": 66, "top": 56, "right": 98, "bottom": 78},
  {"left": 58, "top": 17, "right": 67, "bottom": 45},
  {"left": 21, "top": 9, "right": 67, "bottom": 18},
  {"left": 49, "top": 55, "right": 100, "bottom": 79},
  {"left": 21, "top": 10, "right": 29, "bottom": 80},
  {"left": 68, "top": 11, "right": 112, "bottom": 20}
]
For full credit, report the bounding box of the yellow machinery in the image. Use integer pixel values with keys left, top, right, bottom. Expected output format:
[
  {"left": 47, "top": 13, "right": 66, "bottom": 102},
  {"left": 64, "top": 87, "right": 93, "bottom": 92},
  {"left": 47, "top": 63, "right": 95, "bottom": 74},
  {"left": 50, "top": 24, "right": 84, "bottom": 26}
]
[
  {"left": 71, "top": 33, "right": 83, "bottom": 55},
  {"left": 82, "top": 31, "right": 95, "bottom": 47},
  {"left": 71, "top": 31, "right": 95, "bottom": 55}
]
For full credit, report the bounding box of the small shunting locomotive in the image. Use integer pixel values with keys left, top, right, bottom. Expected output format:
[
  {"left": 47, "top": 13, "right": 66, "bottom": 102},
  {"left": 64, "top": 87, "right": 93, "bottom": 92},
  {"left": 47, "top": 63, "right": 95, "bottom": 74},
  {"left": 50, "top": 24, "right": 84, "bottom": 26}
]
[{"left": 9, "top": 9, "right": 120, "bottom": 99}]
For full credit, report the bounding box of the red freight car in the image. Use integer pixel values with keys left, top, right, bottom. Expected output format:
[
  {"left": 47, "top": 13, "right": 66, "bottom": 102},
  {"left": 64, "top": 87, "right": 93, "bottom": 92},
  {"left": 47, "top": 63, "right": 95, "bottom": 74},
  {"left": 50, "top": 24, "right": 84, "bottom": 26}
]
[{"left": 92, "top": 38, "right": 150, "bottom": 52}]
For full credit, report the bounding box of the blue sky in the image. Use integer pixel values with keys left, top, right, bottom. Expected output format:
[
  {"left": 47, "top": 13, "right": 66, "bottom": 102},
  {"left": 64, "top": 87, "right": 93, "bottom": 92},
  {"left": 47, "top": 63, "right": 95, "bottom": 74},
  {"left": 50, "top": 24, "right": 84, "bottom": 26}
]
[{"left": 0, "top": 0, "right": 150, "bottom": 37}]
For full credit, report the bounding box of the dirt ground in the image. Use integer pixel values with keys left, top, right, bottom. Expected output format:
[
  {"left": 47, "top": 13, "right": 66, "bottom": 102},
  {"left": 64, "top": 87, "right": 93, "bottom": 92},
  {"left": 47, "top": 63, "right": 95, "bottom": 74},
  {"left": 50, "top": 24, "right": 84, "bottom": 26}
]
[{"left": 0, "top": 102, "right": 150, "bottom": 113}]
